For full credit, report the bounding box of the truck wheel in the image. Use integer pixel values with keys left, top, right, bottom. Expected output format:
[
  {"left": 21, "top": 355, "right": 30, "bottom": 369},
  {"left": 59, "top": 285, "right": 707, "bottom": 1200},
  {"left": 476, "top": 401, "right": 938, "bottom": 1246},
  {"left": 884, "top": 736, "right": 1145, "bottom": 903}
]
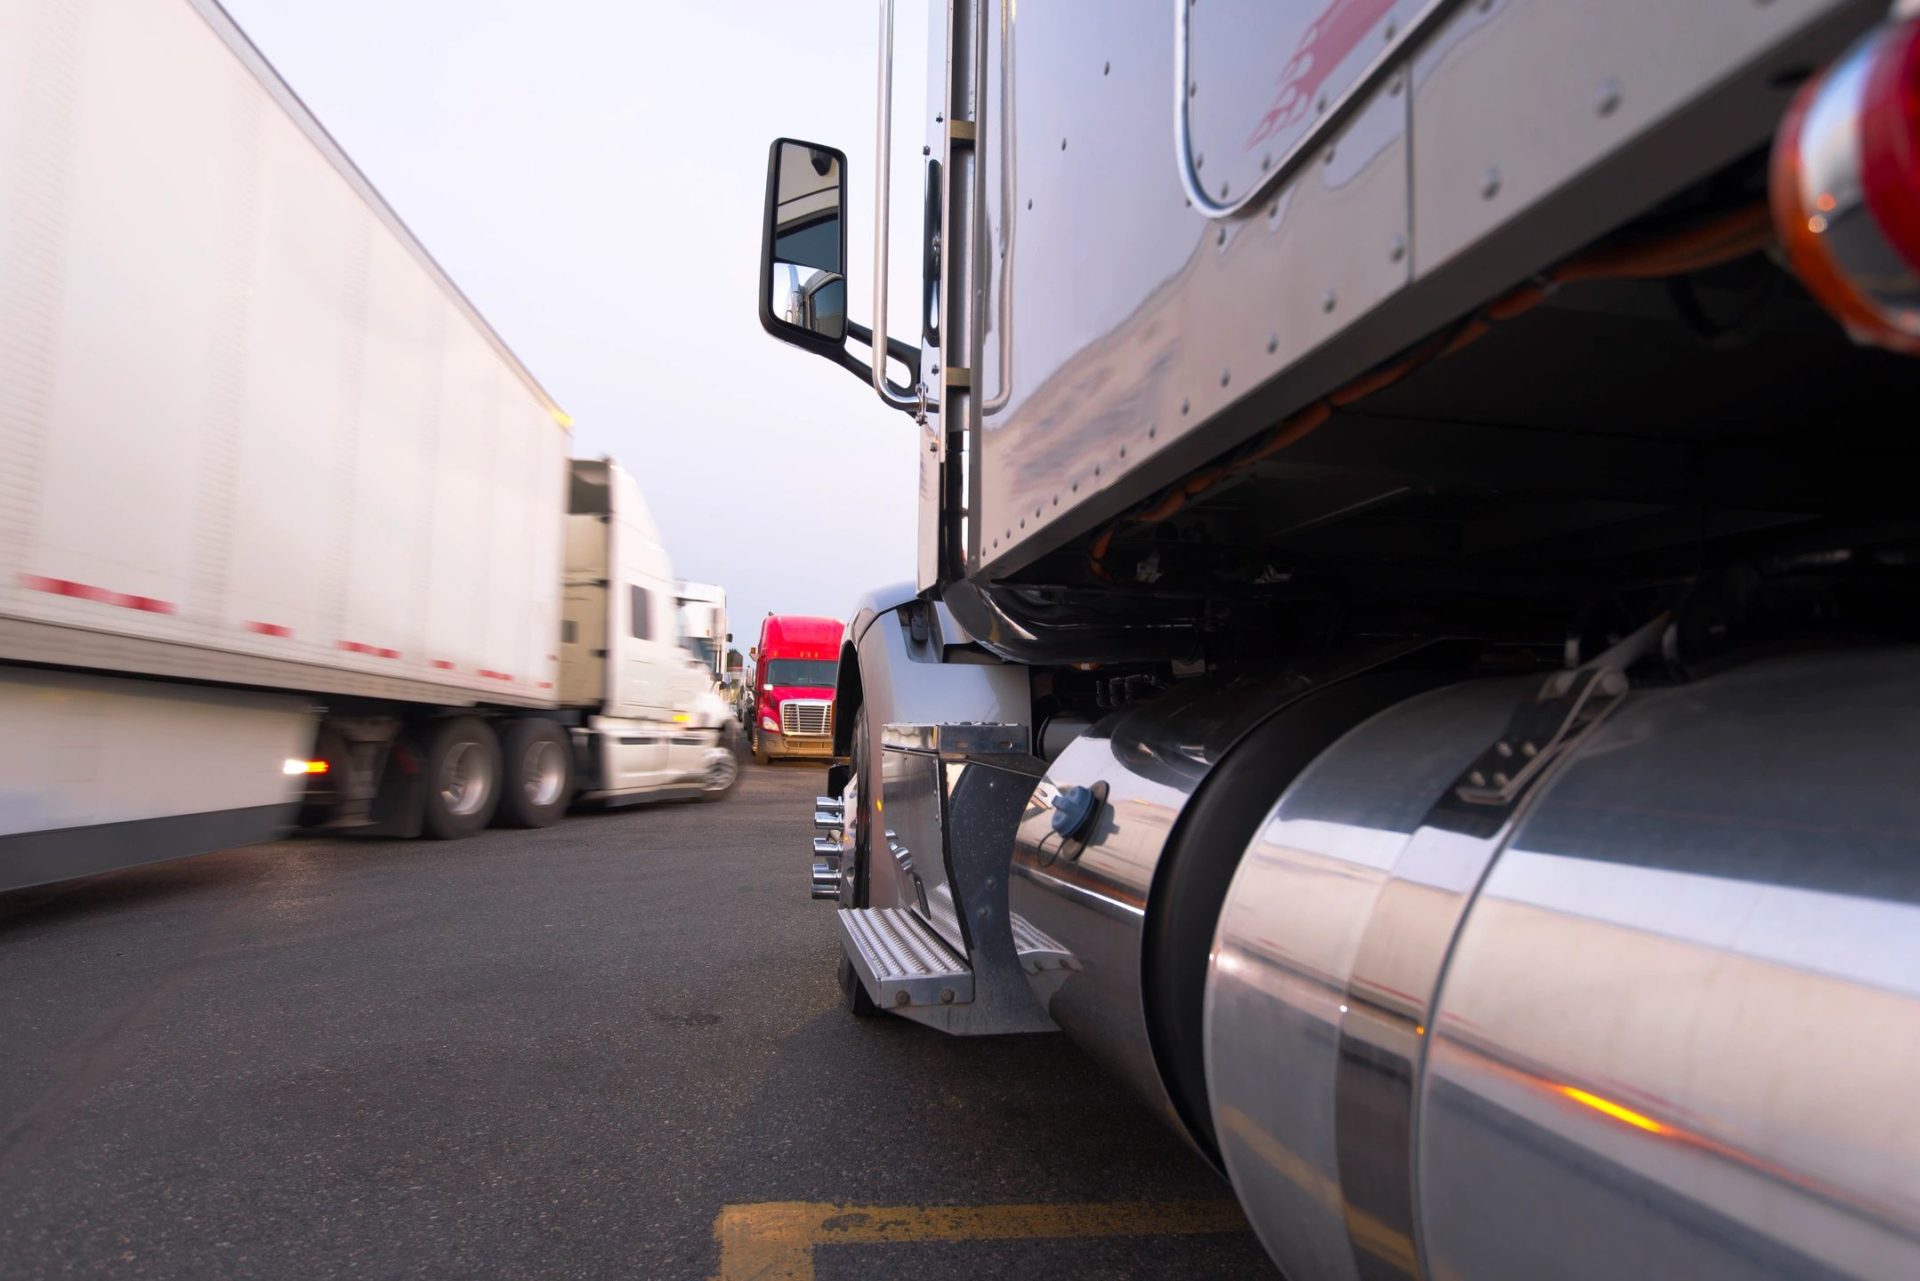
[
  {"left": 833, "top": 707, "right": 879, "bottom": 1018},
  {"left": 421, "top": 716, "right": 502, "bottom": 839},
  {"left": 846, "top": 711, "right": 873, "bottom": 908},
  {"left": 496, "top": 718, "right": 572, "bottom": 828},
  {"left": 838, "top": 952, "right": 881, "bottom": 1018},
  {"left": 699, "top": 725, "right": 743, "bottom": 801},
  {"left": 295, "top": 725, "right": 348, "bottom": 828},
  {"left": 752, "top": 724, "right": 771, "bottom": 766}
]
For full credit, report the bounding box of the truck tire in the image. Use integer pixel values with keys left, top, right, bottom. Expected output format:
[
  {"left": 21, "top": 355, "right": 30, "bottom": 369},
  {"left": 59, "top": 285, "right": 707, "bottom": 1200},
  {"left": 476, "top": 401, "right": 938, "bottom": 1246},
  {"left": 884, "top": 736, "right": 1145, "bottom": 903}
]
[
  {"left": 421, "top": 716, "right": 502, "bottom": 839},
  {"left": 495, "top": 718, "right": 572, "bottom": 829},
  {"left": 699, "top": 724, "right": 743, "bottom": 801},
  {"left": 295, "top": 725, "right": 348, "bottom": 828},
  {"left": 837, "top": 952, "right": 881, "bottom": 1018},
  {"left": 845, "top": 711, "right": 873, "bottom": 909},
  {"left": 752, "top": 723, "right": 771, "bottom": 766},
  {"left": 835, "top": 708, "right": 880, "bottom": 1017}
]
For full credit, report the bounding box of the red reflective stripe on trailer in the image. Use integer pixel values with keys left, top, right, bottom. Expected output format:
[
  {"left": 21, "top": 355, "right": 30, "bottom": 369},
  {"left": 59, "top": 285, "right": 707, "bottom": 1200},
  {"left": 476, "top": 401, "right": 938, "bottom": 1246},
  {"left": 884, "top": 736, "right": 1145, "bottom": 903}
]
[
  {"left": 535, "top": 680, "right": 553, "bottom": 690},
  {"left": 477, "top": 669, "right": 513, "bottom": 681},
  {"left": 19, "top": 574, "right": 177, "bottom": 614},
  {"left": 338, "top": 640, "right": 401, "bottom": 659},
  {"left": 430, "top": 659, "right": 456, "bottom": 670},
  {"left": 247, "top": 621, "right": 293, "bottom": 637}
]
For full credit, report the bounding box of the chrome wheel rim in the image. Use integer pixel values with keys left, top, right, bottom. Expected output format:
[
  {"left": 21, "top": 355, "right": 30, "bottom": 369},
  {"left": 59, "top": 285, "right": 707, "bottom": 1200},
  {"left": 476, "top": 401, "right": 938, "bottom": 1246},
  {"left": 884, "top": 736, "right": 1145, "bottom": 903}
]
[
  {"left": 524, "top": 738, "right": 566, "bottom": 808},
  {"left": 706, "top": 747, "right": 739, "bottom": 792},
  {"left": 439, "top": 739, "right": 491, "bottom": 816}
]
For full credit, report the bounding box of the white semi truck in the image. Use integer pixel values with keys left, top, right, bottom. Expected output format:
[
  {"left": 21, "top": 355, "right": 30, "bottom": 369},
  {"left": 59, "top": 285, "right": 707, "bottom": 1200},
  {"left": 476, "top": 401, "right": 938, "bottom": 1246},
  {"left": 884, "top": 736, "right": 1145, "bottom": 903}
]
[
  {"left": 757, "top": 2, "right": 1920, "bottom": 1279},
  {"left": 0, "top": 0, "right": 738, "bottom": 892},
  {"left": 674, "top": 582, "right": 730, "bottom": 684}
]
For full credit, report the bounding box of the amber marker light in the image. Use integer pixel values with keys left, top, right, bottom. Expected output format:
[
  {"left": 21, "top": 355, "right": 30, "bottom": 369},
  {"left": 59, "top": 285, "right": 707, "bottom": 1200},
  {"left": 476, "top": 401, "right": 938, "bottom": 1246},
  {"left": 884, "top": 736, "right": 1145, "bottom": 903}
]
[{"left": 1559, "top": 1085, "right": 1670, "bottom": 1136}]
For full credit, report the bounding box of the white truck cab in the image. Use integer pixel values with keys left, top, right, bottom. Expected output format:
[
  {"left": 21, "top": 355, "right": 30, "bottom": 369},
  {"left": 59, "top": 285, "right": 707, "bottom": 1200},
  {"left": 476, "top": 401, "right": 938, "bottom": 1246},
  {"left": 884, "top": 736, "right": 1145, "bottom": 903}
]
[{"left": 560, "top": 460, "right": 739, "bottom": 805}]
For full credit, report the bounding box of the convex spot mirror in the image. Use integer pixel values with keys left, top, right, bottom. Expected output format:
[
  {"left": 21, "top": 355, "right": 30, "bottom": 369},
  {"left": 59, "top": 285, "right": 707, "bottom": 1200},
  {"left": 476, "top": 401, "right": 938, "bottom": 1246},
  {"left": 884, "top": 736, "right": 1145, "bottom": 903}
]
[{"left": 760, "top": 140, "right": 847, "bottom": 347}]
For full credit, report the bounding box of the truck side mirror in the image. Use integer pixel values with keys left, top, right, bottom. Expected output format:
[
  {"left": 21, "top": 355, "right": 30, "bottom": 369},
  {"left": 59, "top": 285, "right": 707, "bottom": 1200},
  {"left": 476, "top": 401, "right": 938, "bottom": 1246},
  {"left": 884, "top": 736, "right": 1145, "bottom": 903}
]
[{"left": 761, "top": 139, "right": 848, "bottom": 350}]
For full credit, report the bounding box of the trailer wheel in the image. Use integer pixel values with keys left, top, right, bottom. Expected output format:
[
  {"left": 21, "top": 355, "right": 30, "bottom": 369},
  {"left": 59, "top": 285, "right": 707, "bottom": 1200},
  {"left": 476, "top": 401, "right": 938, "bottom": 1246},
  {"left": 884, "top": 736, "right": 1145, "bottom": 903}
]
[
  {"left": 496, "top": 718, "right": 573, "bottom": 829},
  {"left": 421, "top": 716, "right": 502, "bottom": 839}
]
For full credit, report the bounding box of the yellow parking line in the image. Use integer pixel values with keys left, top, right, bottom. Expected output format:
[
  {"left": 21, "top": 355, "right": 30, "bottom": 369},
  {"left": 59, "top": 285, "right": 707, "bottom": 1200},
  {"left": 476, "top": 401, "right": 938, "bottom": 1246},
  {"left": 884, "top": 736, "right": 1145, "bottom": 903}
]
[{"left": 712, "top": 1198, "right": 1249, "bottom": 1281}]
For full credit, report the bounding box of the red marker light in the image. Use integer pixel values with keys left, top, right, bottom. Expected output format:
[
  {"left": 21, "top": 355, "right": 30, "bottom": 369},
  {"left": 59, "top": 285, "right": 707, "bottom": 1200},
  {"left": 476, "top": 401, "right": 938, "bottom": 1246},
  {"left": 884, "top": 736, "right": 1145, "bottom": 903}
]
[{"left": 1771, "top": 18, "right": 1920, "bottom": 354}]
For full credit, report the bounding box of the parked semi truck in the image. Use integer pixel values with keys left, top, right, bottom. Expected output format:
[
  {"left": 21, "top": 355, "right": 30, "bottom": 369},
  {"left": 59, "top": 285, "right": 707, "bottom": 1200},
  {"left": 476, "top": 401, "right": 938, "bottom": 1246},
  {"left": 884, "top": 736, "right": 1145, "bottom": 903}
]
[
  {"left": 758, "top": 1, "right": 1920, "bottom": 1277},
  {"left": 0, "top": 0, "right": 738, "bottom": 893},
  {"left": 748, "top": 614, "right": 845, "bottom": 763}
]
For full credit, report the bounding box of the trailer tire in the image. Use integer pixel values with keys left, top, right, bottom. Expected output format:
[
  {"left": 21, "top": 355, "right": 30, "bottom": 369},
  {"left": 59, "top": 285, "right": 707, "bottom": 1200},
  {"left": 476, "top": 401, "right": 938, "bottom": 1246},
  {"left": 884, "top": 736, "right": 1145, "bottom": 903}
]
[
  {"left": 421, "top": 716, "right": 502, "bottom": 839},
  {"left": 496, "top": 718, "right": 573, "bottom": 829}
]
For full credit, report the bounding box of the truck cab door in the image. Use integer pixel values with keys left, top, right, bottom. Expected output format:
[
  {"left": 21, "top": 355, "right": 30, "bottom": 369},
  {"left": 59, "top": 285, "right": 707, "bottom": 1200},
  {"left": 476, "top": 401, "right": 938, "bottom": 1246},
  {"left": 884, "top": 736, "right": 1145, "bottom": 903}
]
[
  {"left": 616, "top": 582, "right": 671, "bottom": 720},
  {"left": 558, "top": 586, "right": 606, "bottom": 707},
  {"left": 663, "top": 654, "right": 715, "bottom": 778}
]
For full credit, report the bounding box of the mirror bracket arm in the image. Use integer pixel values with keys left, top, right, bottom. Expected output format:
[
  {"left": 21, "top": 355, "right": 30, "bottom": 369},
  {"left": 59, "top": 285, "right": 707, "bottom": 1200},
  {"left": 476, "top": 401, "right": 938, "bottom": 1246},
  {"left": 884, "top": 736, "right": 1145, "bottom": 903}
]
[
  {"left": 845, "top": 319, "right": 920, "bottom": 378},
  {"left": 829, "top": 343, "right": 921, "bottom": 416}
]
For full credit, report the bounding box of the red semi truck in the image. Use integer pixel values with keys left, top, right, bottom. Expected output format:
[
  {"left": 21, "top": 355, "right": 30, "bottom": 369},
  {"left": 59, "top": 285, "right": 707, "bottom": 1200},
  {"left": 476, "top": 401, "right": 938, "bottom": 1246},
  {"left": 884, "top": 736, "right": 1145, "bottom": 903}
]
[{"left": 748, "top": 615, "right": 844, "bottom": 764}]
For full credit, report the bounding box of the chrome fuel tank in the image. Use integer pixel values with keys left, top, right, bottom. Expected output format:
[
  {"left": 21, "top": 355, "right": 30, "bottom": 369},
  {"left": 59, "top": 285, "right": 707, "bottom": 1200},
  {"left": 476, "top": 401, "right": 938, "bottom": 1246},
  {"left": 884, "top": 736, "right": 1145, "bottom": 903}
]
[
  {"left": 1207, "top": 648, "right": 1920, "bottom": 1281},
  {"left": 1006, "top": 650, "right": 1466, "bottom": 1154}
]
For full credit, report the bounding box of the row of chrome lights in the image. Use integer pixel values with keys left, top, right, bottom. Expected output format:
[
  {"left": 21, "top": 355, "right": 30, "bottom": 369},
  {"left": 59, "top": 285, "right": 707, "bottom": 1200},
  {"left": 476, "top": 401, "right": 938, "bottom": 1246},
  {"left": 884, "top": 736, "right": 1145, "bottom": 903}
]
[{"left": 810, "top": 796, "right": 844, "bottom": 900}]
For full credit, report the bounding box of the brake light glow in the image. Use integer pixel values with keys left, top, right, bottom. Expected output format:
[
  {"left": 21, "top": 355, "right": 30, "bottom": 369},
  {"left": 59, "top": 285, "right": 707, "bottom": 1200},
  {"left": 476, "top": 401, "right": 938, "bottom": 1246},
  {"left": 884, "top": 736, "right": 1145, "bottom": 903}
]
[{"left": 283, "top": 758, "right": 330, "bottom": 775}]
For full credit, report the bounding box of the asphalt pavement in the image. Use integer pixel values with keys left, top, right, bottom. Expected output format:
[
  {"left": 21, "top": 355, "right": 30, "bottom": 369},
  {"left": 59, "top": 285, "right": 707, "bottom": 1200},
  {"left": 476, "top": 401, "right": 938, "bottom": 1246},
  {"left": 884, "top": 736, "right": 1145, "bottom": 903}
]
[{"left": 0, "top": 763, "right": 1278, "bottom": 1280}]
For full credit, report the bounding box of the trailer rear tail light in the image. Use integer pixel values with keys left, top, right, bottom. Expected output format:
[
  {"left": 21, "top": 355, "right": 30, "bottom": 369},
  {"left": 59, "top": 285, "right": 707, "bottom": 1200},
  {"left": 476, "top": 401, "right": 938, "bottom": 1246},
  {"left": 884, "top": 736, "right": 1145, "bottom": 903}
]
[
  {"left": 283, "top": 758, "right": 330, "bottom": 775},
  {"left": 1771, "top": 18, "right": 1920, "bottom": 355}
]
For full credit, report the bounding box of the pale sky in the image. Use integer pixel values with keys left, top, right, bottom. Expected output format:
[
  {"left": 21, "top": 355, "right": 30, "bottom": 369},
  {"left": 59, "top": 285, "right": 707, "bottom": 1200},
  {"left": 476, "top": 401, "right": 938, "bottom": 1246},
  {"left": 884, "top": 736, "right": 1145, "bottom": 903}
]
[{"left": 219, "top": 0, "right": 932, "bottom": 654}]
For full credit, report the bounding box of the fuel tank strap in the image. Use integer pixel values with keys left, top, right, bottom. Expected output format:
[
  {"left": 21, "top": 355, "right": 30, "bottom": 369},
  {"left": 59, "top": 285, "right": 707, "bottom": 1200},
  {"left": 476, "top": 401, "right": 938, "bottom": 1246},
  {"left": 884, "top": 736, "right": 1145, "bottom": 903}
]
[{"left": 1329, "top": 620, "right": 1663, "bottom": 1280}]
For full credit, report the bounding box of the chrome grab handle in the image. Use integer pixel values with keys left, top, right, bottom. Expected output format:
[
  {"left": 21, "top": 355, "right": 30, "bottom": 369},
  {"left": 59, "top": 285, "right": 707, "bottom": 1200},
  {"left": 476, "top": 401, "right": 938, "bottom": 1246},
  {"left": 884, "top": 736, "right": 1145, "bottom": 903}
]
[{"left": 872, "top": 0, "right": 920, "bottom": 410}]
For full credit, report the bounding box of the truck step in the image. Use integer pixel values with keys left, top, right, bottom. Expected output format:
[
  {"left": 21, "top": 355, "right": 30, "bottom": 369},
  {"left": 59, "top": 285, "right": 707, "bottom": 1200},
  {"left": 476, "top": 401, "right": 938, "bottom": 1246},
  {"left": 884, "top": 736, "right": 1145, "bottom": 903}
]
[
  {"left": 1012, "top": 915, "right": 1074, "bottom": 974},
  {"left": 837, "top": 907, "right": 973, "bottom": 1009}
]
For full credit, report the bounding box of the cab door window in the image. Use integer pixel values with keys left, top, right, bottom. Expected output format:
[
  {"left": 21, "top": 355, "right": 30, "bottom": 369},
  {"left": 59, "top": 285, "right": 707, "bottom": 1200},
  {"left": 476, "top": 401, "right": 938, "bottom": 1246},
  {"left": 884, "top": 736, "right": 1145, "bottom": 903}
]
[{"left": 630, "top": 586, "right": 652, "bottom": 640}]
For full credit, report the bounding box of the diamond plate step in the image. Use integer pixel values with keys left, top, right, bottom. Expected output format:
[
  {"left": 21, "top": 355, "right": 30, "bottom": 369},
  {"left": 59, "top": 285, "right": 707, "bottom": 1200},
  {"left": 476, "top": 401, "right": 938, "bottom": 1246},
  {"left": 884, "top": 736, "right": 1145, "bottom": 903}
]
[
  {"left": 1012, "top": 914, "right": 1074, "bottom": 974},
  {"left": 837, "top": 907, "right": 973, "bottom": 1009}
]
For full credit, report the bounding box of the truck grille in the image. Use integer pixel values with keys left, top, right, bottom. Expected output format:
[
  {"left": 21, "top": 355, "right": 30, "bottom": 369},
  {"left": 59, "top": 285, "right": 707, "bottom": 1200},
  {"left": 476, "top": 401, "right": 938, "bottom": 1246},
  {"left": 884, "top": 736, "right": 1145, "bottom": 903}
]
[{"left": 782, "top": 700, "right": 832, "bottom": 738}]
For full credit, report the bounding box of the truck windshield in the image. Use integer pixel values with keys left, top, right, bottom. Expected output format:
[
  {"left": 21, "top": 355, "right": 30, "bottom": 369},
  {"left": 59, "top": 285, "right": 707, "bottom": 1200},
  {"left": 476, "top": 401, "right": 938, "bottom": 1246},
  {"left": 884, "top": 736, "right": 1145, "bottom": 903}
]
[{"left": 765, "top": 659, "right": 836, "bottom": 688}]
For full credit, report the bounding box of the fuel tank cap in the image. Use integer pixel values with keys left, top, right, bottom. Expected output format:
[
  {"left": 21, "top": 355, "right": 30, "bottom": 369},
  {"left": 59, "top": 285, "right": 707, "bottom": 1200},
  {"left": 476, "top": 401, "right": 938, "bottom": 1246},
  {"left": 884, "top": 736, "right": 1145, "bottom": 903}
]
[{"left": 1049, "top": 783, "right": 1100, "bottom": 838}]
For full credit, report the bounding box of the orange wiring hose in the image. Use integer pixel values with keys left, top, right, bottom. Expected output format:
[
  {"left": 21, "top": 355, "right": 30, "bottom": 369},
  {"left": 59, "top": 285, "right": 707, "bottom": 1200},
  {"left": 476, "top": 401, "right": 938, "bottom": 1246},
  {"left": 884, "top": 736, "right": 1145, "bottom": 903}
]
[{"left": 1085, "top": 203, "right": 1776, "bottom": 579}]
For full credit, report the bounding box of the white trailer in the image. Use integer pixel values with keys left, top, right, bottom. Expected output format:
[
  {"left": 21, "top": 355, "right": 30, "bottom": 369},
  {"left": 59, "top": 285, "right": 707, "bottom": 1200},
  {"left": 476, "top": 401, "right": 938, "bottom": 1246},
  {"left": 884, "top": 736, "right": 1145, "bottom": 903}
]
[{"left": 0, "top": 0, "right": 737, "bottom": 892}]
